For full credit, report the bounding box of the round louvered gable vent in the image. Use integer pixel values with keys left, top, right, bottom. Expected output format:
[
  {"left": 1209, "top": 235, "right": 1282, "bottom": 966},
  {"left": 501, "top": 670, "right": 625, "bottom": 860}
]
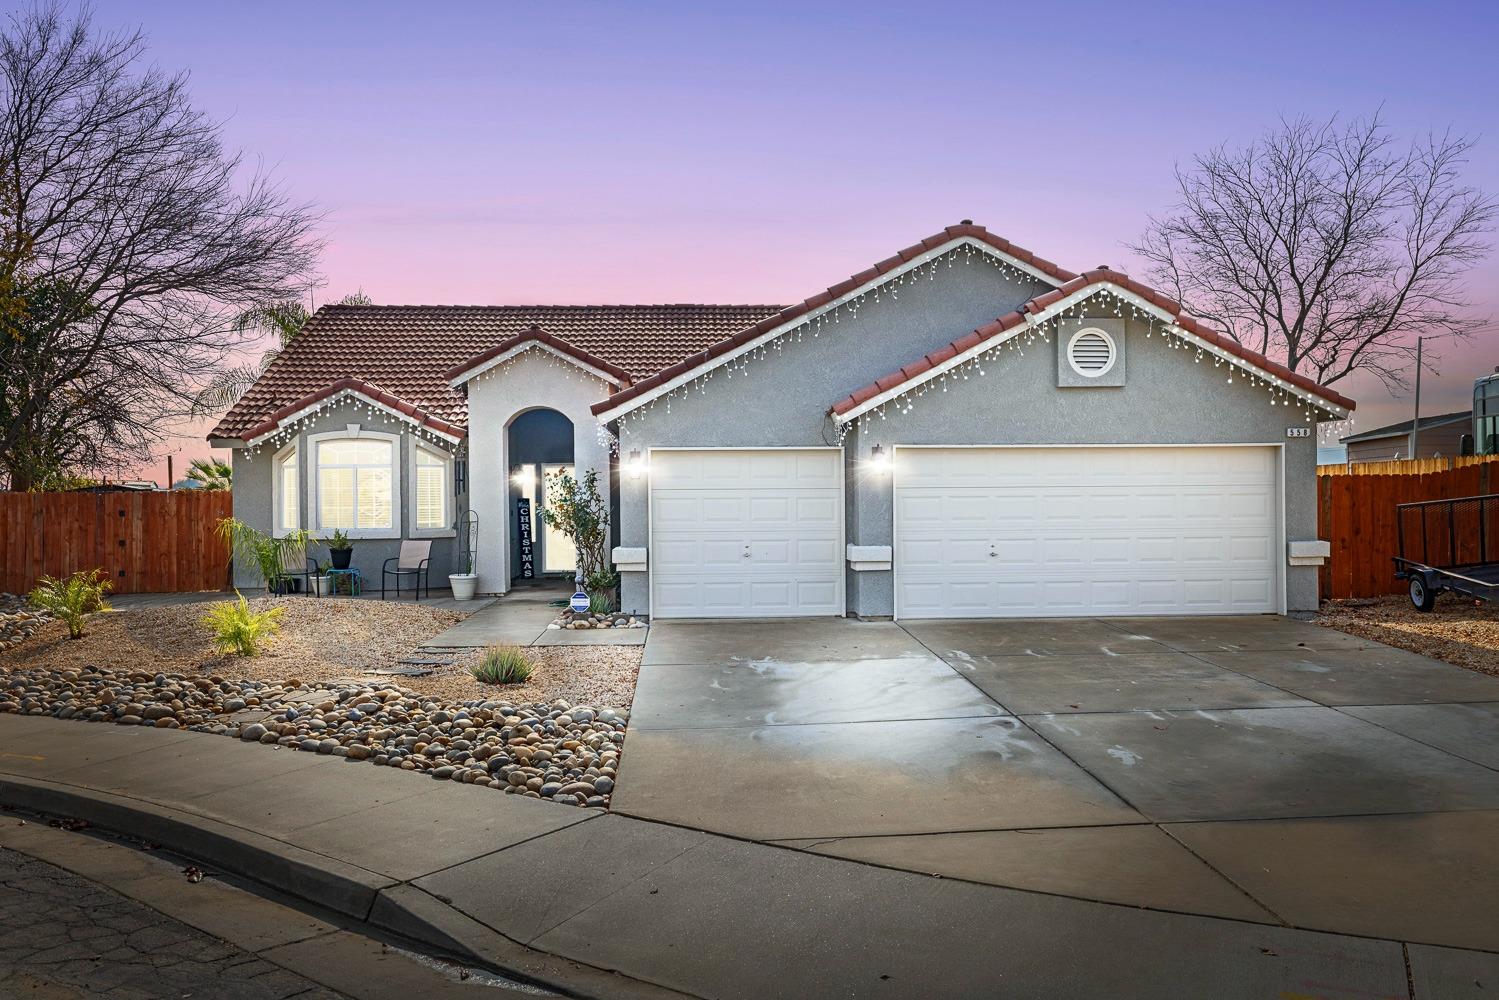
[{"left": 1066, "top": 328, "right": 1117, "bottom": 377}]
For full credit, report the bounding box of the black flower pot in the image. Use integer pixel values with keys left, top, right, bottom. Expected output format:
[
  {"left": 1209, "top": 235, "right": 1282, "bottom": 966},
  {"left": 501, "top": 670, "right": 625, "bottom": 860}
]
[{"left": 330, "top": 549, "right": 352, "bottom": 569}]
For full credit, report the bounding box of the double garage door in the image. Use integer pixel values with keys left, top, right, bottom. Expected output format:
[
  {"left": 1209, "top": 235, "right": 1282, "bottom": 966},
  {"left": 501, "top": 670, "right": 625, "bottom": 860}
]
[
  {"left": 648, "top": 446, "right": 1279, "bottom": 619},
  {"left": 896, "top": 447, "right": 1280, "bottom": 618}
]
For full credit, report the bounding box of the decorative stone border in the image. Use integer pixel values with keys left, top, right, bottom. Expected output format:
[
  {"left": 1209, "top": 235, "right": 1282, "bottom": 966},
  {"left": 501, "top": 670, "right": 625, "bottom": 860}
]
[
  {"left": 0, "top": 594, "right": 51, "bottom": 653},
  {"left": 547, "top": 611, "right": 647, "bottom": 631}
]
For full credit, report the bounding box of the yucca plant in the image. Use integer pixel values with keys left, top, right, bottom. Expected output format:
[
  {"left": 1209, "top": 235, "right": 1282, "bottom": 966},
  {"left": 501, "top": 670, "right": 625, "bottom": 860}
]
[
  {"left": 28, "top": 569, "right": 112, "bottom": 640},
  {"left": 201, "top": 592, "right": 284, "bottom": 657},
  {"left": 470, "top": 645, "right": 533, "bottom": 685},
  {"left": 588, "top": 592, "right": 613, "bottom": 615}
]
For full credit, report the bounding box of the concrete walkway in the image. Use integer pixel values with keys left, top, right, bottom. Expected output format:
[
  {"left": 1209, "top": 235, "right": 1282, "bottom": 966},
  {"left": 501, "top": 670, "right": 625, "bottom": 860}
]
[
  {"left": 425, "top": 584, "right": 647, "bottom": 648},
  {"left": 0, "top": 712, "right": 1494, "bottom": 998}
]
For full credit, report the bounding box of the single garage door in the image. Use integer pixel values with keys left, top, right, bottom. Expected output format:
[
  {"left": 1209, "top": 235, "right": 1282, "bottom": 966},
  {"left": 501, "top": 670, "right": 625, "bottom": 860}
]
[
  {"left": 650, "top": 449, "right": 843, "bottom": 618},
  {"left": 895, "top": 446, "right": 1279, "bottom": 618}
]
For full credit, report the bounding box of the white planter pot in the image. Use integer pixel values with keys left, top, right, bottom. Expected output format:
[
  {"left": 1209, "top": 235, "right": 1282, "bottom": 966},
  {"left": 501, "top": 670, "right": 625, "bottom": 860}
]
[
  {"left": 449, "top": 573, "right": 478, "bottom": 601},
  {"left": 311, "top": 575, "right": 330, "bottom": 597}
]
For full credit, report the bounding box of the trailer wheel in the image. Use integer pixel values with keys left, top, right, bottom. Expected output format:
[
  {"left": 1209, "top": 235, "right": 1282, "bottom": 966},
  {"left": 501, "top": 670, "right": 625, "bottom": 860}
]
[{"left": 1409, "top": 575, "right": 1437, "bottom": 612}]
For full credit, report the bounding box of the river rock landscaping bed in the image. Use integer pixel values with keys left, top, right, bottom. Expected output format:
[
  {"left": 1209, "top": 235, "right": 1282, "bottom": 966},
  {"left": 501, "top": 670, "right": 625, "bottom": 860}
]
[
  {"left": 548, "top": 610, "right": 647, "bottom": 630},
  {"left": 0, "top": 664, "right": 627, "bottom": 807},
  {"left": 0, "top": 594, "right": 51, "bottom": 653},
  {"left": 1317, "top": 595, "right": 1499, "bottom": 677}
]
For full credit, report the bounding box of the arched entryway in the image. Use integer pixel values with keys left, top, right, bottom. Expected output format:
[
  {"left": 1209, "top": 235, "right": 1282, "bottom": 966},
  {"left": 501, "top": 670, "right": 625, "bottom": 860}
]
[{"left": 506, "top": 407, "right": 576, "bottom": 585}]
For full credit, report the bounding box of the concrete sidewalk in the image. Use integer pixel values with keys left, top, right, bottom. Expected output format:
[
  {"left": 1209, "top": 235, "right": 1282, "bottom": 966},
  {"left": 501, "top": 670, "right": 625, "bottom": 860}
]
[{"left": 1, "top": 715, "right": 1493, "bottom": 998}]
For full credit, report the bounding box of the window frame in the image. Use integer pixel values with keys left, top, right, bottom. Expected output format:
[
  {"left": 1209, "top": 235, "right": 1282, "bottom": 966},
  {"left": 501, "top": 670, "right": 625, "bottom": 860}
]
[
  {"left": 307, "top": 428, "right": 402, "bottom": 539},
  {"left": 271, "top": 441, "right": 299, "bottom": 538},
  {"left": 408, "top": 440, "right": 456, "bottom": 538}
]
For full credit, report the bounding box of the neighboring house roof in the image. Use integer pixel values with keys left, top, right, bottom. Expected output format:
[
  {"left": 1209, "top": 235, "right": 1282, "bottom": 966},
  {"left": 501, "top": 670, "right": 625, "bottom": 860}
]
[
  {"left": 1340, "top": 410, "right": 1471, "bottom": 444},
  {"left": 592, "top": 222, "right": 1077, "bottom": 420},
  {"left": 209, "top": 304, "right": 783, "bottom": 442},
  {"left": 830, "top": 268, "right": 1358, "bottom": 420},
  {"left": 443, "top": 325, "right": 634, "bottom": 387}
]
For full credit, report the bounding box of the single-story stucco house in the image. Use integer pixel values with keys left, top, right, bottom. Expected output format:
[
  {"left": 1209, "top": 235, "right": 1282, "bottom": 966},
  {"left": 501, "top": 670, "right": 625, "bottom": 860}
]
[{"left": 208, "top": 222, "right": 1355, "bottom": 618}]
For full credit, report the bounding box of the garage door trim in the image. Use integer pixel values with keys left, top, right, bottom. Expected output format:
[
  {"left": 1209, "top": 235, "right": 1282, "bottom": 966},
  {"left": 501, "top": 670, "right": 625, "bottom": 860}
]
[
  {"left": 647, "top": 446, "right": 846, "bottom": 619},
  {"left": 891, "top": 443, "right": 1286, "bottom": 620}
]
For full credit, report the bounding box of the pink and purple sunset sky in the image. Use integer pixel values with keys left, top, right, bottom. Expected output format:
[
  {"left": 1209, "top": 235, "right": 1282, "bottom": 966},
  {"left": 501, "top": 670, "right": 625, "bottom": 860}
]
[{"left": 117, "top": 0, "right": 1499, "bottom": 481}]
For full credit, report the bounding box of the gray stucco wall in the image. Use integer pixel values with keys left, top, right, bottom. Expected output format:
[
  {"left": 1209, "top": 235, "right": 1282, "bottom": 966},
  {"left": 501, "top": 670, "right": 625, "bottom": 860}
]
[
  {"left": 229, "top": 398, "right": 461, "bottom": 591},
  {"left": 614, "top": 251, "right": 1326, "bottom": 617},
  {"left": 615, "top": 250, "right": 1053, "bottom": 613},
  {"left": 842, "top": 317, "right": 1321, "bottom": 615}
]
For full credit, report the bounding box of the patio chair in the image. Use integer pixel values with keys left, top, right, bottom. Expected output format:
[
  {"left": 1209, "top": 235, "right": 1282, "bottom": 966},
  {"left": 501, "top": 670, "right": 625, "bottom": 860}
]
[
  {"left": 277, "top": 548, "right": 321, "bottom": 598},
  {"left": 382, "top": 539, "right": 432, "bottom": 600}
]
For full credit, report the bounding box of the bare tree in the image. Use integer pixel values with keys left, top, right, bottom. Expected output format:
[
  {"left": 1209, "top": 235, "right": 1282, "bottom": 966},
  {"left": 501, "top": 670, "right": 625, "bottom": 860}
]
[
  {"left": 1132, "top": 113, "right": 1495, "bottom": 393},
  {"left": 0, "top": 3, "right": 321, "bottom": 489}
]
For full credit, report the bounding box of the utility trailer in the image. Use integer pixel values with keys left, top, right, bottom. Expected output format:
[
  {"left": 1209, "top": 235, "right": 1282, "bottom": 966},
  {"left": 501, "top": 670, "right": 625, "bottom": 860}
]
[{"left": 1393, "top": 493, "right": 1499, "bottom": 610}]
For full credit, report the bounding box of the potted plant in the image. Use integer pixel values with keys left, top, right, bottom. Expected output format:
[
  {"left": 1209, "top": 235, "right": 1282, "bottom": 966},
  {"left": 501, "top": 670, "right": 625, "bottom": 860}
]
[
  {"left": 311, "top": 561, "right": 331, "bottom": 597},
  {"left": 448, "top": 510, "right": 479, "bottom": 601},
  {"left": 327, "top": 529, "right": 354, "bottom": 569}
]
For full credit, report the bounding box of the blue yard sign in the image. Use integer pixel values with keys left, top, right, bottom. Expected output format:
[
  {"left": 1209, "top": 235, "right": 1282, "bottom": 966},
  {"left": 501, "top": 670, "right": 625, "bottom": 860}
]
[{"left": 570, "top": 590, "right": 590, "bottom": 613}]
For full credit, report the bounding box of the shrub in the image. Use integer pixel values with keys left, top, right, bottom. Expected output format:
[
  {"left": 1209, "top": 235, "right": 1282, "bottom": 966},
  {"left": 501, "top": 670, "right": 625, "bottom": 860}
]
[
  {"left": 588, "top": 591, "right": 613, "bottom": 615},
  {"left": 215, "top": 517, "right": 310, "bottom": 591},
  {"left": 28, "top": 569, "right": 112, "bottom": 639},
  {"left": 540, "top": 469, "right": 610, "bottom": 585},
  {"left": 470, "top": 645, "right": 533, "bottom": 685},
  {"left": 202, "top": 592, "right": 284, "bottom": 656}
]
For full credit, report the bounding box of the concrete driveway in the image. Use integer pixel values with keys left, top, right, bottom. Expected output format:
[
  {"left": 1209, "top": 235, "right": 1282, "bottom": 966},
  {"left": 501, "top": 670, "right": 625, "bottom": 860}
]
[{"left": 616, "top": 614, "right": 1499, "bottom": 951}]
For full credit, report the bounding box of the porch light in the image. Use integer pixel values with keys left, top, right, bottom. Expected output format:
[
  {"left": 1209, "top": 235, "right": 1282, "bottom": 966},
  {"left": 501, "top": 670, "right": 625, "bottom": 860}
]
[
  {"left": 511, "top": 466, "right": 536, "bottom": 491},
  {"left": 625, "top": 449, "right": 646, "bottom": 480},
  {"left": 868, "top": 444, "right": 889, "bottom": 474}
]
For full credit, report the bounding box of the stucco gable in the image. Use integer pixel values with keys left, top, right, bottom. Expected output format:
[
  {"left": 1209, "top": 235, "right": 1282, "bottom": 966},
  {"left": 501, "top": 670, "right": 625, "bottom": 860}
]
[
  {"left": 831, "top": 272, "right": 1356, "bottom": 424},
  {"left": 592, "top": 223, "right": 1073, "bottom": 423}
]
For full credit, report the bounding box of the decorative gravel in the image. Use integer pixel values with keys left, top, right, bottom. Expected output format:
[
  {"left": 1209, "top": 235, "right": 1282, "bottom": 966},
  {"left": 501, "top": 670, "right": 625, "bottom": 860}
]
[
  {"left": 0, "top": 596, "right": 641, "bottom": 707},
  {"left": 1316, "top": 595, "right": 1499, "bottom": 677},
  {"left": 0, "top": 596, "right": 641, "bottom": 807},
  {"left": 0, "top": 665, "right": 627, "bottom": 807}
]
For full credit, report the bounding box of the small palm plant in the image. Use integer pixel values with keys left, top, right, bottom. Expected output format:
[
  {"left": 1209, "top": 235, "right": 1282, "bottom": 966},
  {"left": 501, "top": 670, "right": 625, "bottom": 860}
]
[
  {"left": 470, "top": 645, "right": 533, "bottom": 685},
  {"left": 28, "top": 569, "right": 112, "bottom": 640},
  {"left": 215, "top": 517, "right": 310, "bottom": 592},
  {"left": 202, "top": 592, "right": 284, "bottom": 656}
]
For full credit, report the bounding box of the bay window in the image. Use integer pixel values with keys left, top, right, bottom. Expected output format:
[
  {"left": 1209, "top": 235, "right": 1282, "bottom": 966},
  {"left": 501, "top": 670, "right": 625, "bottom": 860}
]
[{"left": 309, "top": 430, "right": 399, "bottom": 536}]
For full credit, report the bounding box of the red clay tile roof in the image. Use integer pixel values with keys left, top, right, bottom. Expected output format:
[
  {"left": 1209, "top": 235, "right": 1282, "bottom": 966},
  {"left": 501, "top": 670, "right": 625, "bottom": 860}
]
[
  {"left": 592, "top": 223, "right": 1078, "bottom": 417},
  {"left": 442, "top": 325, "right": 634, "bottom": 386},
  {"left": 239, "top": 378, "right": 467, "bottom": 443},
  {"left": 210, "top": 305, "right": 783, "bottom": 441},
  {"left": 829, "top": 269, "right": 1358, "bottom": 417}
]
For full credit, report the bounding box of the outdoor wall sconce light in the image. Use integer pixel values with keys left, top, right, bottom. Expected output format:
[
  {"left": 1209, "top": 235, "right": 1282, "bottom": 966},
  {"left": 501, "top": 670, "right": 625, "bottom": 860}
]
[
  {"left": 626, "top": 449, "right": 646, "bottom": 480},
  {"left": 868, "top": 444, "right": 889, "bottom": 474}
]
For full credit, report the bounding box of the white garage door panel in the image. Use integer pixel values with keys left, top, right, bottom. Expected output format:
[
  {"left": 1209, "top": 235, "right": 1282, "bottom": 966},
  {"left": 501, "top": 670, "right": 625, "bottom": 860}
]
[
  {"left": 651, "top": 449, "right": 843, "bottom": 618},
  {"left": 896, "top": 447, "right": 1278, "bottom": 618}
]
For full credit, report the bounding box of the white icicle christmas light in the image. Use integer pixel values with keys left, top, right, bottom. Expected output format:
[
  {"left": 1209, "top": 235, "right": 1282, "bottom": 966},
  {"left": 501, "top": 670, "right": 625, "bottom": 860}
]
[
  {"left": 835, "top": 286, "right": 1353, "bottom": 443},
  {"left": 611, "top": 243, "right": 1039, "bottom": 429}
]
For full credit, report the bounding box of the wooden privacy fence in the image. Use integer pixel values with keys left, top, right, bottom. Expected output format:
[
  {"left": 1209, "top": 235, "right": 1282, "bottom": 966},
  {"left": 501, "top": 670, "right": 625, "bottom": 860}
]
[
  {"left": 0, "top": 491, "right": 232, "bottom": 595},
  {"left": 1318, "top": 454, "right": 1499, "bottom": 476},
  {"left": 1318, "top": 459, "right": 1499, "bottom": 600}
]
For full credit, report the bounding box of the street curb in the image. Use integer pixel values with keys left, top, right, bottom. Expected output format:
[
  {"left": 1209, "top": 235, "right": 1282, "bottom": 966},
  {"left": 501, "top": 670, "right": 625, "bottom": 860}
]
[
  {"left": 0, "top": 773, "right": 390, "bottom": 918},
  {"left": 0, "top": 773, "right": 690, "bottom": 1000}
]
